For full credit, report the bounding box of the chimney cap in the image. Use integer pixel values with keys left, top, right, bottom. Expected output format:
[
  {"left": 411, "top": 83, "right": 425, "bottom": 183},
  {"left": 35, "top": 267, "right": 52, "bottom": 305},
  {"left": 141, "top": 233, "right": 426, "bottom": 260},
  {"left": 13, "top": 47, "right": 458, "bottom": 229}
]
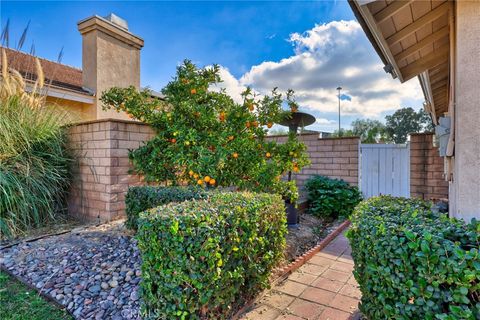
[
  {"left": 103, "top": 13, "right": 128, "bottom": 30},
  {"left": 77, "top": 14, "right": 144, "bottom": 49}
]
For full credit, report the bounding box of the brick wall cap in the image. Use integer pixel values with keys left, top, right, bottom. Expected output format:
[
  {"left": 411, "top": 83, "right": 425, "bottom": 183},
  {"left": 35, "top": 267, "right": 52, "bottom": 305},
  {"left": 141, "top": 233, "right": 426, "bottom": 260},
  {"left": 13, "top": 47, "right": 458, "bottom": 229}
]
[
  {"left": 66, "top": 118, "right": 150, "bottom": 128},
  {"left": 409, "top": 132, "right": 434, "bottom": 136},
  {"left": 317, "top": 136, "right": 360, "bottom": 141}
]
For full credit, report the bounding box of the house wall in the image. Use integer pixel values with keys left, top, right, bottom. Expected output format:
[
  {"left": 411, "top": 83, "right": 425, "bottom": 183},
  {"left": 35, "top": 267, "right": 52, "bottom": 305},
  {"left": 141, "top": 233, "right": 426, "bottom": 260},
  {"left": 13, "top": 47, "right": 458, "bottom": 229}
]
[
  {"left": 267, "top": 134, "right": 360, "bottom": 197},
  {"left": 410, "top": 133, "right": 449, "bottom": 201},
  {"left": 452, "top": 1, "right": 480, "bottom": 221},
  {"left": 67, "top": 119, "right": 154, "bottom": 222},
  {"left": 45, "top": 97, "right": 96, "bottom": 122}
]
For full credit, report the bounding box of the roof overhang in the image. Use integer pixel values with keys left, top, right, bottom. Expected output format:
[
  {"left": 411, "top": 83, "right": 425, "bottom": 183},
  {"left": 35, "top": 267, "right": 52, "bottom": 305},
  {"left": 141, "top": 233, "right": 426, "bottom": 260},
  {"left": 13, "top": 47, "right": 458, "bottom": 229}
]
[
  {"left": 24, "top": 81, "right": 95, "bottom": 104},
  {"left": 349, "top": 0, "right": 453, "bottom": 121}
]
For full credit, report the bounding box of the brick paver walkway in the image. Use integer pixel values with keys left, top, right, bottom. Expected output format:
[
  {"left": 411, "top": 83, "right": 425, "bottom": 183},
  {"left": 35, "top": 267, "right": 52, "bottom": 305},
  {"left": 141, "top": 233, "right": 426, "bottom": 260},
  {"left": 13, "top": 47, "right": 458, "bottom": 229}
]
[{"left": 241, "top": 231, "right": 360, "bottom": 320}]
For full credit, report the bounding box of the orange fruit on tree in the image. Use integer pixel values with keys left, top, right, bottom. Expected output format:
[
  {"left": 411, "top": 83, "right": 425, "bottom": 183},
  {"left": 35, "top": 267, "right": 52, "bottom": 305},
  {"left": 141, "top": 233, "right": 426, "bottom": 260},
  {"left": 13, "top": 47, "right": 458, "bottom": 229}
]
[
  {"left": 193, "top": 173, "right": 199, "bottom": 179},
  {"left": 209, "top": 179, "right": 216, "bottom": 186},
  {"left": 191, "top": 88, "right": 197, "bottom": 94},
  {"left": 219, "top": 112, "right": 226, "bottom": 122},
  {"left": 245, "top": 121, "right": 251, "bottom": 128},
  {"left": 228, "top": 135, "right": 234, "bottom": 141},
  {"left": 233, "top": 152, "right": 239, "bottom": 159},
  {"left": 252, "top": 121, "right": 258, "bottom": 128},
  {"left": 188, "top": 170, "right": 194, "bottom": 176},
  {"left": 266, "top": 152, "right": 271, "bottom": 158},
  {"left": 197, "top": 179, "right": 203, "bottom": 185},
  {"left": 267, "top": 122, "right": 273, "bottom": 128},
  {"left": 204, "top": 176, "right": 211, "bottom": 183},
  {"left": 171, "top": 138, "right": 177, "bottom": 144},
  {"left": 293, "top": 166, "right": 300, "bottom": 173}
]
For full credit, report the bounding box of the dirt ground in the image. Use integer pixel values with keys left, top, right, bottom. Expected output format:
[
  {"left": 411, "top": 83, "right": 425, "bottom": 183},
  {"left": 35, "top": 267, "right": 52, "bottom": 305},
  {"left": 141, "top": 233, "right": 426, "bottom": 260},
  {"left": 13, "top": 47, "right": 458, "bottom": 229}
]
[{"left": 284, "top": 213, "right": 343, "bottom": 262}]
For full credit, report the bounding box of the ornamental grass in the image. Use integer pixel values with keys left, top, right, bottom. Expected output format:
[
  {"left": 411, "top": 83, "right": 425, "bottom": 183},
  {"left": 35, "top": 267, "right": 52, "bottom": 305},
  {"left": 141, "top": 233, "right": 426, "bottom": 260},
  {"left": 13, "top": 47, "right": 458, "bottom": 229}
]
[{"left": 0, "top": 49, "right": 72, "bottom": 238}]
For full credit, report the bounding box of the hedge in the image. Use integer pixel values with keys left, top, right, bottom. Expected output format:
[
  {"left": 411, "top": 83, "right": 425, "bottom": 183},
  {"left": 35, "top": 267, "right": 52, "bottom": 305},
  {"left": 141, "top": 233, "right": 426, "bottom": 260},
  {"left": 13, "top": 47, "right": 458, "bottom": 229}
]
[
  {"left": 136, "top": 192, "right": 287, "bottom": 319},
  {"left": 125, "top": 186, "right": 208, "bottom": 230},
  {"left": 304, "top": 175, "right": 362, "bottom": 218},
  {"left": 347, "top": 196, "right": 480, "bottom": 320}
]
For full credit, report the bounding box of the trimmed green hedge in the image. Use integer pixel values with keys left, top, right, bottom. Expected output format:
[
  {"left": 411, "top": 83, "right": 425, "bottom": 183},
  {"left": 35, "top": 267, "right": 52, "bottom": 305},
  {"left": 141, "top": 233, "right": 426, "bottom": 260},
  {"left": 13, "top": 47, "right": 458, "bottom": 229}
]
[
  {"left": 348, "top": 196, "right": 480, "bottom": 320},
  {"left": 136, "top": 192, "right": 287, "bottom": 319},
  {"left": 125, "top": 186, "right": 208, "bottom": 230},
  {"left": 304, "top": 175, "right": 362, "bottom": 218}
]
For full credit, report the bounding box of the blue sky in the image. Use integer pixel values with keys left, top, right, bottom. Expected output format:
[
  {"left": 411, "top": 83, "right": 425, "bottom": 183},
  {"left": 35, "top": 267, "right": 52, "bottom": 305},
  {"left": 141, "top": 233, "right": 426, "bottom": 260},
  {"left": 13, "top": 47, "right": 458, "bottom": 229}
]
[{"left": 1, "top": 1, "right": 424, "bottom": 132}]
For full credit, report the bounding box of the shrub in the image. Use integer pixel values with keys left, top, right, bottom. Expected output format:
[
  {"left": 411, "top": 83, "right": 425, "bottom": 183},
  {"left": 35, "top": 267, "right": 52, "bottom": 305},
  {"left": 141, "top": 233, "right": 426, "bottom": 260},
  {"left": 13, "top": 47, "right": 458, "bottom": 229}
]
[
  {"left": 136, "top": 192, "right": 287, "bottom": 319},
  {"left": 304, "top": 175, "right": 362, "bottom": 218},
  {"left": 0, "top": 50, "right": 72, "bottom": 238},
  {"left": 348, "top": 196, "right": 480, "bottom": 320},
  {"left": 125, "top": 186, "right": 208, "bottom": 230},
  {"left": 101, "top": 61, "right": 309, "bottom": 203}
]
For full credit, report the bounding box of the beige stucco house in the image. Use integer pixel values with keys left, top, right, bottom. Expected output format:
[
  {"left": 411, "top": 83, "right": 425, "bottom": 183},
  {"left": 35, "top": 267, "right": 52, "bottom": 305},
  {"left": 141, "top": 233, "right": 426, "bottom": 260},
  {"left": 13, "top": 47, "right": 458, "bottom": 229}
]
[
  {"left": 349, "top": 0, "right": 479, "bottom": 221},
  {"left": 2, "top": 14, "right": 148, "bottom": 122}
]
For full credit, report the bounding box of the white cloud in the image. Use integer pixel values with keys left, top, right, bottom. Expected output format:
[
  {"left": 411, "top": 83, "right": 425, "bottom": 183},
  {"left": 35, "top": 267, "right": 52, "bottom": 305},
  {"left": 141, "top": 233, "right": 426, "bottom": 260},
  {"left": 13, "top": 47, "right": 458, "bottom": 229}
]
[
  {"left": 215, "top": 20, "right": 423, "bottom": 119},
  {"left": 316, "top": 118, "right": 336, "bottom": 125},
  {"left": 209, "top": 66, "right": 247, "bottom": 104}
]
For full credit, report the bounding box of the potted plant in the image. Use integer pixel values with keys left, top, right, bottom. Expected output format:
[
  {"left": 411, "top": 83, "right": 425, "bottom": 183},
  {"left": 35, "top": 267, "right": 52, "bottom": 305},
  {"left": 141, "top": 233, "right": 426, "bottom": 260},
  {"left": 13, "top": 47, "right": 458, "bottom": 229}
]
[{"left": 273, "top": 180, "right": 300, "bottom": 225}]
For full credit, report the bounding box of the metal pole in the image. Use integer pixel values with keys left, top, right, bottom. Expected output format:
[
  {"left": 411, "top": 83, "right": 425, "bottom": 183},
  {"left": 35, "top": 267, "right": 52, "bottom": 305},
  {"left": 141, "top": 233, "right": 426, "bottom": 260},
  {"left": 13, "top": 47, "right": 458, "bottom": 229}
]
[{"left": 336, "top": 86, "right": 342, "bottom": 136}]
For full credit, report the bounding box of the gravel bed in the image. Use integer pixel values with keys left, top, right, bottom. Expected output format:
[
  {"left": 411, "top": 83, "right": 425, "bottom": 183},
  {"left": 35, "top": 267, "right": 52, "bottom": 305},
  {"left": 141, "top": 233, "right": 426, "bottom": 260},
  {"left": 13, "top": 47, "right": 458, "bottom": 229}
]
[{"left": 0, "top": 220, "right": 141, "bottom": 319}]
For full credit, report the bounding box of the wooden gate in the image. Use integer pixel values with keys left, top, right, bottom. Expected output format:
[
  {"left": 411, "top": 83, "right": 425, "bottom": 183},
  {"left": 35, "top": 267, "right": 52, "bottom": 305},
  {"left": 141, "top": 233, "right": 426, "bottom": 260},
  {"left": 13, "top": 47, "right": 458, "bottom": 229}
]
[{"left": 359, "top": 144, "right": 410, "bottom": 198}]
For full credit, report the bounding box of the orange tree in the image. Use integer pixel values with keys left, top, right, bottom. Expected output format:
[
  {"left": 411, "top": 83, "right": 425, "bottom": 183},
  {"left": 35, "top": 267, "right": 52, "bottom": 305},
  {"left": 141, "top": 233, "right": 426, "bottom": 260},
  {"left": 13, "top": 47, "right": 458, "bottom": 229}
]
[{"left": 100, "top": 60, "right": 309, "bottom": 202}]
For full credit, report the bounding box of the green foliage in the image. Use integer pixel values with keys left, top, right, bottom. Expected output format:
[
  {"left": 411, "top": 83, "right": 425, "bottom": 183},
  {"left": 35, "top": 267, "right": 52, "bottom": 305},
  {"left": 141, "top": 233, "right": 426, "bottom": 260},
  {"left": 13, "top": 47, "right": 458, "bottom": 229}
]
[
  {"left": 385, "top": 107, "right": 434, "bottom": 143},
  {"left": 136, "top": 192, "right": 287, "bottom": 319},
  {"left": 304, "top": 175, "right": 362, "bottom": 218},
  {"left": 331, "top": 128, "right": 355, "bottom": 138},
  {"left": 101, "top": 60, "right": 309, "bottom": 202},
  {"left": 0, "top": 271, "right": 72, "bottom": 320},
  {"left": 125, "top": 186, "right": 208, "bottom": 230},
  {"left": 0, "top": 96, "right": 72, "bottom": 238},
  {"left": 347, "top": 196, "right": 480, "bottom": 320},
  {"left": 350, "top": 119, "right": 389, "bottom": 143}
]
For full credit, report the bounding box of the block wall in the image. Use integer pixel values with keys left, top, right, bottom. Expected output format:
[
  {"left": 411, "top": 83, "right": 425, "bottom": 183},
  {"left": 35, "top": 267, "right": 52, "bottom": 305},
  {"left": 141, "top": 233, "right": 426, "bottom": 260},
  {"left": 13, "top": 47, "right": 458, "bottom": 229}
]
[
  {"left": 267, "top": 134, "right": 360, "bottom": 197},
  {"left": 67, "top": 119, "right": 155, "bottom": 222}
]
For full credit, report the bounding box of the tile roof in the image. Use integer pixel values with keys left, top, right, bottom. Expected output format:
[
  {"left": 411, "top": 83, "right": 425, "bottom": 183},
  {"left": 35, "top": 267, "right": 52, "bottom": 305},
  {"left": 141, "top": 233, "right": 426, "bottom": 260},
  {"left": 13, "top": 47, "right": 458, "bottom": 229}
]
[{"left": 1, "top": 47, "right": 92, "bottom": 95}]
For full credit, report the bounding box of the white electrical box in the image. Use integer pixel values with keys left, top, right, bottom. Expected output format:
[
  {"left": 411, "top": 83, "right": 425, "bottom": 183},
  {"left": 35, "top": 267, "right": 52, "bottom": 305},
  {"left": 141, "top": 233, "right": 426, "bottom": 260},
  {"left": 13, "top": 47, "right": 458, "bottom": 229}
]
[{"left": 435, "top": 116, "right": 451, "bottom": 157}]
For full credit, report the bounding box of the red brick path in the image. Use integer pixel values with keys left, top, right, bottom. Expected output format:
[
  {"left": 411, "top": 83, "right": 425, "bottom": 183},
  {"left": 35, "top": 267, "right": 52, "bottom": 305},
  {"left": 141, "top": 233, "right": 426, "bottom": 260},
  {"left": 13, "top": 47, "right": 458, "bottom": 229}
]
[{"left": 241, "top": 232, "right": 360, "bottom": 320}]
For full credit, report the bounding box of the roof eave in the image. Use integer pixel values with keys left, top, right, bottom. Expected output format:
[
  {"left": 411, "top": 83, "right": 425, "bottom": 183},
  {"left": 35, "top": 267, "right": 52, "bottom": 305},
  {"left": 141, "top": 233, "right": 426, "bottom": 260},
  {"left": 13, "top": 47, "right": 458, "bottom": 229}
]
[{"left": 348, "top": 0, "right": 402, "bottom": 81}]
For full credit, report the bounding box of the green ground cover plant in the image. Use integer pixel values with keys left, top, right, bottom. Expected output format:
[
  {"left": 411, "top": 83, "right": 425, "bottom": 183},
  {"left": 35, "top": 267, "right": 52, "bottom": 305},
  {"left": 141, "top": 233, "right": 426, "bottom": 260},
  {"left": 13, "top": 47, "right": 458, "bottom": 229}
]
[
  {"left": 0, "top": 271, "right": 72, "bottom": 320},
  {"left": 348, "top": 196, "right": 480, "bottom": 320},
  {"left": 136, "top": 192, "right": 286, "bottom": 319}
]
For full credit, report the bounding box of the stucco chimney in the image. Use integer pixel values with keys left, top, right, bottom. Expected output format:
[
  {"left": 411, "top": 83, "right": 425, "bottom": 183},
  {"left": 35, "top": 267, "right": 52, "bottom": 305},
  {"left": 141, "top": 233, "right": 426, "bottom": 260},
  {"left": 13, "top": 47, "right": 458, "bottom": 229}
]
[{"left": 77, "top": 14, "right": 144, "bottom": 119}]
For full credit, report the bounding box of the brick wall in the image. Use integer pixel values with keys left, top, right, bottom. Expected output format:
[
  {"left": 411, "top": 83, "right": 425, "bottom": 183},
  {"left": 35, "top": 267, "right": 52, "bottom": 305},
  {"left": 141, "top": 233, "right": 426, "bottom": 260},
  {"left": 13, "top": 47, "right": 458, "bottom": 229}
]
[
  {"left": 410, "top": 133, "right": 449, "bottom": 200},
  {"left": 267, "top": 134, "right": 360, "bottom": 197},
  {"left": 67, "top": 119, "right": 155, "bottom": 222}
]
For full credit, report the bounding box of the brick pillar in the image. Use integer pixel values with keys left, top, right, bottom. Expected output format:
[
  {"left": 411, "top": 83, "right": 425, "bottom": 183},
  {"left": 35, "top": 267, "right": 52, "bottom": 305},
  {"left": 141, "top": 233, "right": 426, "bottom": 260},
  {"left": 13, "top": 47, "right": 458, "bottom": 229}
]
[
  {"left": 410, "top": 133, "right": 448, "bottom": 201},
  {"left": 68, "top": 119, "right": 154, "bottom": 222}
]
